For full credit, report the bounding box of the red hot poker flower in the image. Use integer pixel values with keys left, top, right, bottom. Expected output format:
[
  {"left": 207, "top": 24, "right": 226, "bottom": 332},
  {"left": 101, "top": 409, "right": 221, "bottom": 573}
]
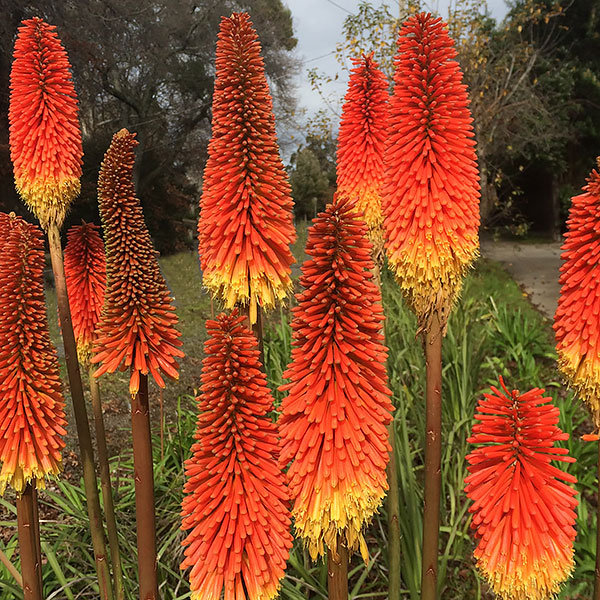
[
  {"left": 554, "top": 159, "right": 600, "bottom": 425},
  {"left": 181, "top": 310, "right": 292, "bottom": 600},
  {"left": 64, "top": 222, "right": 106, "bottom": 364},
  {"left": 198, "top": 12, "right": 296, "bottom": 324},
  {"left": 0, "top": 214, "right": 67, "bottom": 494},
  {"left": 278, "top": 196, "right": 393, "bottom": 561},
  {"left": 92, "top": 129, "right": 183, "bottom": 396},
  {"left": 9, "top": 17, "right": 83, "bottom": 230},
  {"left": 383, "top": 13, "right": 480, "bottom": 330},
  {"left": 465, "top": 378, "right": 578, "bottom": 600},
  {"left": 336, "top": 53, "right": 389, "bottom": 252}
]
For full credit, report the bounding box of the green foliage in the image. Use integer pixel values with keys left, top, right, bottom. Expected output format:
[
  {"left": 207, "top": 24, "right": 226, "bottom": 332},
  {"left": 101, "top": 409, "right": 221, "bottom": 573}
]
[{"left": 0, "top": 256, "right": 594, "bottom": 598}]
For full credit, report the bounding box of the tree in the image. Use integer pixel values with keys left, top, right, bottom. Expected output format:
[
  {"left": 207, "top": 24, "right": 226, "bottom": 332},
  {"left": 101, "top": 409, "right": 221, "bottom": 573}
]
[{"left": 0, "top": 0, "right": 299, "bottom": 253}]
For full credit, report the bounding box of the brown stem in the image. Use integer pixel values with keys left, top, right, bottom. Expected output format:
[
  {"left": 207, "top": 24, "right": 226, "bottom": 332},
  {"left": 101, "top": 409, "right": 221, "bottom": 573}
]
[
  {"left": 595, "top": 440, "right": 600, "bottom": 600},
  {"left": 421, "top": 311, "right": 443, "bottom": 600},
  {"left": 31, "top": 489, "right": 42, "bottom": 593},
  {"left": 131, "top": 374, "right": 158, "bottom": 600},
  {"left": 386, "top": 421, "right": 402, "bottom": 600},
  {"left": 327, "top": 537, "right": 348, "bottom": 600},
  {"left": 16, "top": 485, "right": 43, "bottom": 600},
  {"left": 89, "top": 366, "right": 125, "bottom": 600},
  {"left": 47, "top": 223, "right": 113, "bottom": 600}
]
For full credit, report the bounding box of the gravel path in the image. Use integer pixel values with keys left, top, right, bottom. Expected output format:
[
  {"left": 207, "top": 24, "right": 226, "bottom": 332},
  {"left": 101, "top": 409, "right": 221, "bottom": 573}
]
[{"left": 481, "top": 239, "right": 563, "bottom": 319}]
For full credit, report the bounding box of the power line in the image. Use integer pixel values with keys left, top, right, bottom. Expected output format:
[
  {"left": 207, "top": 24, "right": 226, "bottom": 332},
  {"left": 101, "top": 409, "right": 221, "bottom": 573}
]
[
  {"left": 323, "top": 0, "right": 353, "bottom": 15},
  {"left": 304, "top": 50, "right": 337, "bottom": 64}
]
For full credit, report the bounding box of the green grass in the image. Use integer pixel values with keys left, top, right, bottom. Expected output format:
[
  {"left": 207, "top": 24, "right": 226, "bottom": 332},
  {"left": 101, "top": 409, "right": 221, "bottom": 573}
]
[{"left": 0, "top": 252, "right": 593, "bottom": 598}]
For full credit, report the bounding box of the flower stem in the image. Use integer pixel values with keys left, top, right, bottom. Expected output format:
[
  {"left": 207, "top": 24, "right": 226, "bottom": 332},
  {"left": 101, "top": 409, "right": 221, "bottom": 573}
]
[
  {"left": 16, "top": 484, "right": 42, "bottom": 600},
  {"left": 327, "top": 537, "right": 348, "bottom": 600},
  {"left": 47, "top": 222, "right": 113, "bottom": 600},
  {"left": 421, "top": 311, "right": 443, "bottom": 600},
  {"left": 131, "top": 374, "right": 158, "bottom": 600},
  {"left": 595, "top": 440, "right": 600, "bottom": 600},
  {"left": 373, "top": 261, "right": 401, "bottom": 600},
  {"left": 89, "top": 366, "right": 125, "bottom": 600}
]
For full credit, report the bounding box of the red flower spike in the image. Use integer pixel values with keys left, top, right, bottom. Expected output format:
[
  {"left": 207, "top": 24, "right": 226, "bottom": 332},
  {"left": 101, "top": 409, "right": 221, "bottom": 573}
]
[
  {"left": 0, "top": 214, "right": 67, "bottom": 494},
  {"left": 181, "top": 310, "right": 292, "bottom": 600},
  {"left": 9, "top": 17, "right": 83, "bottom": 230},
  {"left": 198, "top": 13, "right": 296, "bottom": 324},
  {"left": 554, "top": 159, "right": 600, "bottom": 425},
  {"left": 92, "top": 129, "right": 183, "bottom": 396},
  {"left": 465, "top": 377, "right": 578, "bottom": 600},
  {"left": 64, "top": 222, "right": 106, "bottom": 364},
  {"left": 383, "top": 13, "right": 480, "bottom": 330},
  {"left": 336, "top": 53, "right": 389, "bottom": 252},
  {"left": 278, "top": 196, "right": 393, "bottom": 561}
]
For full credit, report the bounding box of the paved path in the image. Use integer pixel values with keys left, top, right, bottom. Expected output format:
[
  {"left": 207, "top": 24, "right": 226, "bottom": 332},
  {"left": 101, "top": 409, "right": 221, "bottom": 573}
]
[{"left": 481, "top": 239, "right": 563, "bottom": 319}]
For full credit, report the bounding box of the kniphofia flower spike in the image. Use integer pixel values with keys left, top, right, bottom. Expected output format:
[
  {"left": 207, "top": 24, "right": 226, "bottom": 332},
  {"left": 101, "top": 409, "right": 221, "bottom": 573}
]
[
  {"left": 0, "top": 214, "right": 67, "bottom": 494},
  {"left": 181, "top": 310, "right": 292, "bottom": 600},
  {"left": 337, "top": 53, "right": 389, "bottom": 254},
  {"left": 465, "top": 377, "right": 577, "bottom": 600},
  {"left": 92, "top": 129, "right": 183, "bottom": 396},
  {"left": 9, "top": 17, "right": 83, "bottom": 230},
  {"left": 279, "top": 196, "right": 393, "bottom": 561},
  {"left": 555, "top": 159, "right": 600, "bottom": 426},
  {"left": 64, "top": 222, "right": 106, "bottom": 364},
  {"left": 198, "top": 12, "right": 296, "bottom": 324},
  {"left": 383, "top": 13, "right": 480, "bottom": 330}
]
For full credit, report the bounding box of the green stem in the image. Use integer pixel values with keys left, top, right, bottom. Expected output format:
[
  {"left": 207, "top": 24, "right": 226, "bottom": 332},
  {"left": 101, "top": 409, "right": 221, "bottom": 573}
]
[
  {"left": 327, "top": 537, "right": 349, "bottom": 600},
  {"left": 47, "top": 223, "right": 113, "bottom": 600},
  {"left": 131, "top": 374, "right": 158, "bottom": 600},
  {"left": 420, "top": 311, "right": 443, "bottom": 600},
  {"left": 89, "top": 366, "right": 125, "bottom": 600},
  {"left": 16, "top": 485, "right": 43, "bottom": 600},
  {"left": 595, "top": 440, "right": 600, "bottom": 600}
]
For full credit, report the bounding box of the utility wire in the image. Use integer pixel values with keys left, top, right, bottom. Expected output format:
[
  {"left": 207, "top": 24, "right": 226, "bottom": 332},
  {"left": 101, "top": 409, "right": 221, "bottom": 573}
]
[{"left": 323, "top": 0, "right": 353, "bottom": 15}]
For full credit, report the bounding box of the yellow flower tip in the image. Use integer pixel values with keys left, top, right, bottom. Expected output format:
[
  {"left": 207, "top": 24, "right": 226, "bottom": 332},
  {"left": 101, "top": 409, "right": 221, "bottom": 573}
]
[
  {"left": 0, "top": 460, "right": 61, "bottom": 497},
  {"left": 294, "top": 482, "right": 384, "bottom": 562},
  {"left": 476, "top": 548, "right": 575, "bottom": 600},
  {"left": 15, "top": 177, "right": 81, "bottom": 230}
]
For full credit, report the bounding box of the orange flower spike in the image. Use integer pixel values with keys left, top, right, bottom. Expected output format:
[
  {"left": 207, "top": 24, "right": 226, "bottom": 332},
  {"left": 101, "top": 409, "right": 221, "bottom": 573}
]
[
  {"left": 198, "top": 13, "right": 296, "bottom": 324},
  {"left": 64, "top": 222, "right": 107, "bottom": 364},
  {"left": 0, "top": 214, "right": 67, "bottom": 494},
  {"left": 383, "top": 13, "right": 480, "bottom": 329},
  {"left": 465, "top": 377, "right": 578, "bottom": 600},
  {"left": 9, "top": 17, "right": 83, "bottom": 230},
  {"left": 181, "top": 310, "right": 292, "bottom": 600},
  {"left": 554, "top": 159, "right": 600, "bottom": 425},
  {"left": 92, "top": 129, "right": 183, "bottom": 396},
  {"left": 337, "top": 53, "right": 389, "bottom": 250},
  {"left": 278, "top": 196, "right": 393, "bottom": 561}
]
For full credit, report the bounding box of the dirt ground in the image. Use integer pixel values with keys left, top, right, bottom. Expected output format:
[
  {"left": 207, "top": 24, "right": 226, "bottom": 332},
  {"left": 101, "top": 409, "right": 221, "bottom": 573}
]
[{"left": 480, "top": 238, "right": 563, "bottom": 319}]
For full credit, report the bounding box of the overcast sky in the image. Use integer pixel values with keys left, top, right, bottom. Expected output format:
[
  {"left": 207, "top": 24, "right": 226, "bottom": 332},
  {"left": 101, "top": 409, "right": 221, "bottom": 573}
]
[{"left": 284, "top": 0, "right": 509, "bottom": 135}]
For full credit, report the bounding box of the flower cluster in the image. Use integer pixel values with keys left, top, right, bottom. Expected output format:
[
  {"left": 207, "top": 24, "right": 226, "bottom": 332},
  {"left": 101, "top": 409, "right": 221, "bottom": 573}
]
[
  {"left": 465, "top": 378, "right": 578, "bottom": 600},
  {"left": 92, "top": 129, "right": 183, "bottom": 396},
  {"left": 554, "top": 159, "right": 600, "bottom": 425},
  {"left": 9, "top": 17, "right": 82, "bottom": 230},
  {"left": 336, "top": 53, "right": 388, "bottom": 253},
  {"left": 181, "top": 311, "right": 292, "bottom": 600},
  {"left": 0, "top": 214, "right": 66, "bottom": 493},
  {"left": 383, "top": 13, "right": 480, "bottom": 330},
  {"left": 198, "top": 13, "right": 295, "bottom": 324},
  {"left": 279, "top": 196, "right": 393, "bottom": 560},
  {"left": 64, "top": 222, "right": 107, "bottom": 364}
]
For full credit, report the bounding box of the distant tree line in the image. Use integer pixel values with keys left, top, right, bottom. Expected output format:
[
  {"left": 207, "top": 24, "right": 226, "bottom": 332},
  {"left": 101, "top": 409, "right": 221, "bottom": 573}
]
[
  {"left": 0, "top": 0, "right": 298, "bottom": 253},
  {"left": 288, "top": 0, "right": 600, "bottom": 238}
]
